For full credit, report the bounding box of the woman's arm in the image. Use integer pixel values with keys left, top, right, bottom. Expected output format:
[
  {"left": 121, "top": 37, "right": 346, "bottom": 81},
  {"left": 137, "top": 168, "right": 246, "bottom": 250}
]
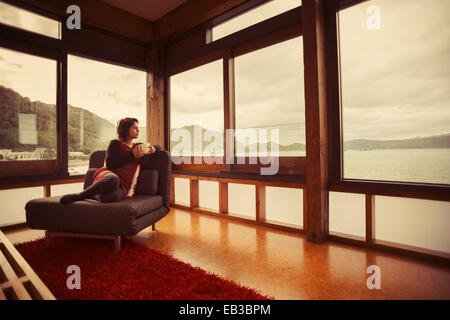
[{"left": 105, "top": 140, "right": 136, "bottom": 169}]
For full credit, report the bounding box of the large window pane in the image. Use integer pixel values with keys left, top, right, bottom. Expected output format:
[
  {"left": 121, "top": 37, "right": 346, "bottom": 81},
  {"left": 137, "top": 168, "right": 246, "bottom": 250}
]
[
  {"left": 170, "top": 60, "right": 224, "bottom": 157},
  {"left": 212, "top": 0, "right": 301, "bottom": 41},
  {"left": 0, "top": 47, "right": 57, "bottom": 162},
  {"left": 339, "top": 0, "right": 450, "bottom": 184},
  {"left": 234, "top": 37, "right": 305, "bottom": 157},
  {"left": 68, "top": 55, "right": 146, "bottom": 175},
  {"left": 0, "top": 1, "right": 60, "bottom": 39}
]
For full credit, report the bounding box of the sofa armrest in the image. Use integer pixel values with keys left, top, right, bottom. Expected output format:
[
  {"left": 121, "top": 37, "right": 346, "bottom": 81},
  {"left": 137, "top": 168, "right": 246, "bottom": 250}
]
[{"left": 139, "top": 149, "right": 171, "bottom": 208}]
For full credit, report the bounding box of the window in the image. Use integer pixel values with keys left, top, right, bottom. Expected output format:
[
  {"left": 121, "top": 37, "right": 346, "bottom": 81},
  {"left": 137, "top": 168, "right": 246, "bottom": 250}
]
[
  {"left": 0, "top": 1, "right": 61, "bottom": 39},
  {"left": 234, "top": 37, "right": 305, "bottom": 157},
  {"left": 212, "top": 0, "right": 301, "bottom": 41},
  {"left": 339, "top": 0, "right": 450, "bottom": 184},
  {"left": 67, "top": 55, "right": 147, "bottom": 175},
  {"left": 169, "top": 60, "right": 224, "bottom": 157},
  {"left": 0, "top": 47, "right": 57, "bottom": 169}
]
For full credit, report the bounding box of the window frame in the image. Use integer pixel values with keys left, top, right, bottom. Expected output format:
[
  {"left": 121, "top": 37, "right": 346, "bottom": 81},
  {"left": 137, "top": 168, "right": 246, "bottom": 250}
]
[
  {"left": 0, "top": 24, "right": 66, "bottom": 183},
  {"left": 166, "top": 5, "right": 305, "bottom": 176},
  {"left": 0, "top": 0, "right": 148, "bottom": 186},
  {"left": 324, "top": 0, "right": 450, "bottom": 196}
]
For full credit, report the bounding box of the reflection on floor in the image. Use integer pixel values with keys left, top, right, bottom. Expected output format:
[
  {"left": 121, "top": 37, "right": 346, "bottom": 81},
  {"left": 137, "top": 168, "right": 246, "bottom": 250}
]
[{"left": 5, "top": 207, "right": 450, "bottom": 299}]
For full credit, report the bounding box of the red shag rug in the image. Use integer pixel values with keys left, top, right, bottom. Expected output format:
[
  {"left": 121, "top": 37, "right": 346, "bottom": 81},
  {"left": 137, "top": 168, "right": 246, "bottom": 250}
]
[{"left": 15, "top": 237, "right": 272, "bottom": 300}]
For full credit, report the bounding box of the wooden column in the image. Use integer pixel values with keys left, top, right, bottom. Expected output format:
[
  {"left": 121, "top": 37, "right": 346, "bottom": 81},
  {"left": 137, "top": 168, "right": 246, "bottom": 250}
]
[
  {"left": 256, "top": 184, "right": 266, "bottom": 223},
  {"left": 147, "top": 41, "right": 166, "bottom": 149},
  {"left": 223, "top": 48, "right": 235, "bottom": 170},
  {"left": 303, "top": 0, "right": 329, "bottom": 244},
  {"left": 219, "top": 181, "right": 228, "bottom": 214},
  {"left": 190, "top": 179, "right": 199, "bottom": 209},
  {"left": 366, "top": 194, "right": 375, "bottom": 244},
  {"left": 43, "top": 185, "right": 51, "bottom": 197},
  {"left": 170, "top": 177, "right": 175, "bottom": 205}
]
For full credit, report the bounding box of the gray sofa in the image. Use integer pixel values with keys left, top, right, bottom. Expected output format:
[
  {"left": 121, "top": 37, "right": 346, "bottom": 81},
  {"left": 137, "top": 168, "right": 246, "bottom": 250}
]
[{"left": 25, "top": 148, "right": 172, "bottom": 250}]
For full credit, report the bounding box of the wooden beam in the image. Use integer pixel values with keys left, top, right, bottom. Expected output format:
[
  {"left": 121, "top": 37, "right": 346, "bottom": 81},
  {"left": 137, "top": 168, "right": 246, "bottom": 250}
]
[
  {"left": 189, "top": 179, "right": 199, "bottom": 208},
  {"left": 223, "top": 48, "right": 235, "bottom": 172},
  {"left": 324, "top": 0, "right": 342, "bottom": 181},
  {"left": 303, "top": 0, "right": 329, "bottom": 244},
  {"left": 329, "top": 180, "right": 450, "bottom": 202},
  {"left": 219, "top": 181, "right": 228, "bottom": 214},
  {"left": 365, "top": 194, "right": 375, "bottom": 244},
  {"left": 0, "top": 230, "right": 55, "bottom": 299},
  {"left": 43, "top": 185, "right": 51, "bottom": 197},
  {"left": 147, "top": 41, "right": 166, "bottom": 148},
  {"left": 256, "top": 184, "right": 266, "bottom": 223},
  {"left": 170, "top": 177, "right": 175, "bottom": 204},
  {"left": 17, "top": 0, "right": 153, "bottom": 43},
  {"left": 155, "top": 0, "right": 248, "bottom": 41}
]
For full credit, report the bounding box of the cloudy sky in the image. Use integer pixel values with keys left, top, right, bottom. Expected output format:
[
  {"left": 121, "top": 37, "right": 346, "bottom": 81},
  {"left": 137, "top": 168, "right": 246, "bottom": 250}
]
[
  {"left": 171, "top": 0, "right": 449, "bottom": 143},
  {"left": 0, "top": 0, "right": 448, "bottom": 145},
  {"left": 340, "top": 0, "right": 450, "bottom": 140}
]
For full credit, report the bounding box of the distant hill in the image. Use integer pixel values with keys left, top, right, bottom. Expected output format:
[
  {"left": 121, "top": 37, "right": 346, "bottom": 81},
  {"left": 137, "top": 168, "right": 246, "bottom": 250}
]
[
  {"left": 171, "top": 124, "right": 450, "bottom": 152},
  {"left": 170, "top": 124, "right": 306, "bottom": 153},
  {"left": 344, "top": 134, "right": 450, "bottom": 150},
  {"left": 1, "top": 85, "right": 448, "bottom": 154},
  {"left": 0, "top": 85, "right": 118, "bottom": 154},
  {"left": 0, "top": 85, "right": 147, "bottom": 154}
]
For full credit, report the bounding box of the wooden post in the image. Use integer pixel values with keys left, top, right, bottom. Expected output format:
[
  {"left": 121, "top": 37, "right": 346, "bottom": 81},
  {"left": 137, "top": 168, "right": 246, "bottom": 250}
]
[
  {"left": 190, "top": 179, "right": 199, "bottom": 209},
  {"left": 114, "top": 236, "right": 121, "bottom": 251},
  {"left": 303, "top": 0, "right": 329, "bottom": 244},
  {"left": 147, "top": 41, "right": 166, "bottom": 149},
  {"left": 256, "top": 184, "right": 266, "bottom": 223},
  {"left": 170, "top": 177, "right": 175, "bottom": 205},
  {"left": 366, "top": 194, "right": 375, "bottom": 244},
  {"left": 43, "top": 185, "right": 51, "bottom": 197},
  {"left": 45, "top": 231, "right": 52, "bottom": 247},
  {"left": 219, "top": 181, "right": 228, "bottom": 214},
  {"left": 223, "top": 48, "right": 235, "bottom": 170}
]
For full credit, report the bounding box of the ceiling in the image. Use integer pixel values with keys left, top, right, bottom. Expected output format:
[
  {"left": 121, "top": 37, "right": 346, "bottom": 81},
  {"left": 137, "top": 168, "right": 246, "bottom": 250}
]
[{"left": 100, "top": 0, "right": 188, "bottom": 21}]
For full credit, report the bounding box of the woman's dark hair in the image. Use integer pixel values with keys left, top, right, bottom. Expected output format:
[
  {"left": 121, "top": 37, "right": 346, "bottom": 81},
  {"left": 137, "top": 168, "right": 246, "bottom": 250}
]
[{"left": 117, "top": 117, "right": 138, "bottom": 141}]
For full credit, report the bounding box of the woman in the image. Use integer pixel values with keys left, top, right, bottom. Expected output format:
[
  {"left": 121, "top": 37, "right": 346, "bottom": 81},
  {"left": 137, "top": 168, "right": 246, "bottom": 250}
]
[{"left": 60, "top": 117, "right": 159, "bottom": 205}]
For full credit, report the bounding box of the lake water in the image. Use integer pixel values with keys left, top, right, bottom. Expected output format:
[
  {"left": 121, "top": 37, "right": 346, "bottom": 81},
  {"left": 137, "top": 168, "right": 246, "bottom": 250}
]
[{"left": 344, "top": 148, "right": 450, "bottom": 185}]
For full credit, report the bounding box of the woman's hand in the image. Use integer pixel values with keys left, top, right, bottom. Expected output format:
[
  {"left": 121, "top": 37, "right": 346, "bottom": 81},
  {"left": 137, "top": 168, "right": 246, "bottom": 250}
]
[
  {"left": 147, "top": 145, "right": 156, "bottom": 154},
  {"left": 132, "top": 145, "right": 145, "bottom": 159}
]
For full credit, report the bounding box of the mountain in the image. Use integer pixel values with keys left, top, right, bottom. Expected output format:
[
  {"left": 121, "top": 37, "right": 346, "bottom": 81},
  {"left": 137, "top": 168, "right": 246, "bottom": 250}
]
[
  {"left": 344, "top": 134, "right": 450, "bottom": 150},
  {"left": 1, "top": 85, "right": 448, "bottom": 155},
  {"left": 171, "top": 124, "right": 450, "bottom": 152},
  {"left": 0, "top": 85, "right": 116, "bottom": 154},
  {"left": 170, "top": 124, "right": 306, "bottom": 153}
]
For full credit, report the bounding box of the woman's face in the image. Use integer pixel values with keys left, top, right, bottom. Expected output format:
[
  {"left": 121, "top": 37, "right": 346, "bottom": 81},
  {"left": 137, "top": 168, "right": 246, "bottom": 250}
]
[{"left": 128, "top": 122, "right": 139, "bottom": 140}]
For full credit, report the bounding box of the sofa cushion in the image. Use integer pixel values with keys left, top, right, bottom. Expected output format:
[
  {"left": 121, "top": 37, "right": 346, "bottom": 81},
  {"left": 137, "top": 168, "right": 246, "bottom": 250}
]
[
  {"left": 25, "top": 195, "right": 163, "bottom": 235},
  {"left": 135, "top": 169, "right": 159, "bottom": 195}
]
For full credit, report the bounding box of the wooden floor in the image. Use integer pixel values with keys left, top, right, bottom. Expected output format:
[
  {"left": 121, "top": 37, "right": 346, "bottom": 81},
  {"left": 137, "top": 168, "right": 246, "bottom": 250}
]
[{"left": 5, "top": 207, "right": 450, "bottom": 300}]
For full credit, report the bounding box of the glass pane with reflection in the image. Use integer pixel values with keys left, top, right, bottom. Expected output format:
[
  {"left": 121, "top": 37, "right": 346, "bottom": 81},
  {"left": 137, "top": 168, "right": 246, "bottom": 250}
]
[
  {"left": 0, "top": 1, "right": 60, "bottom": 39},
  {"left": 339, "top": 0, "right": 450, "bottom": 184},
  {"left": 68, "top": 55, "right": 146, "bottom": 175},
  {"left": 212, "top": 0, "right": 301, "bottom": 41},
  {"left": 0, "top": 47, "right": 57, "bottom": 162},
  {"left": 170, "top": 60, "right": 224, "bottom": 157},
  {"left": 234, "top": 37, "right": 305, "bottom": 157}
]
